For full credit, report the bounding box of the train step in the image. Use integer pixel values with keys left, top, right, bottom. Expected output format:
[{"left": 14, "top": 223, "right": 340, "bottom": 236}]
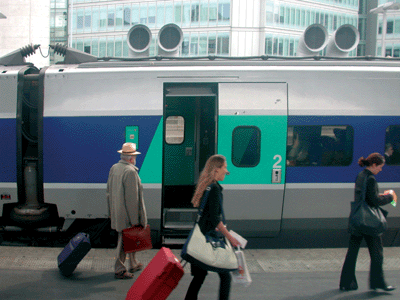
[
  {"left": 163, "top": 208, "right": 197, "bottom": 229},
  {"left": 162, "top": 237, "right": 187, "bottom": 245}
]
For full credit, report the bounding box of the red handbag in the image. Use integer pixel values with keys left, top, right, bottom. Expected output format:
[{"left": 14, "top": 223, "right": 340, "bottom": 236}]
[{"left": 122, "top": 225, "right": 153, "bottom": 253}]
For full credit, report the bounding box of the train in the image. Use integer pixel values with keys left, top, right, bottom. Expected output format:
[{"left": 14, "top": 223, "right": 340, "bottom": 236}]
[{"left": 1, "top": 23, "right": 400, "bottom": 248}]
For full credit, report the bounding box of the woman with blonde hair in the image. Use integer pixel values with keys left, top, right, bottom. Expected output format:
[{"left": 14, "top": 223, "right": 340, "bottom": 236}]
[{"left": 185, "top": 154, "right": 240, "bottom": 300}]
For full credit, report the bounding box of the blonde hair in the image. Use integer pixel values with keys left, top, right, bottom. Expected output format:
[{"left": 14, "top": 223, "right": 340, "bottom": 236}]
[{"left": 191, "top": 154, "right": 226, "bottom": 208}]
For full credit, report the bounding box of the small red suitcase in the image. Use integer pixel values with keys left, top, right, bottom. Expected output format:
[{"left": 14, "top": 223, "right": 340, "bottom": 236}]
[
  {"left": 123, "top": 225, "right": 153, "bottom": 253},
  {"left": 126, "top": 247, "right": 184, "bottom": 300}
]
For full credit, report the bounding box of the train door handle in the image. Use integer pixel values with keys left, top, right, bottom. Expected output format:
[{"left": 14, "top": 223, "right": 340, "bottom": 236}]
[{"left": 272, "top": 169, "right": 282, "bottom": 183}]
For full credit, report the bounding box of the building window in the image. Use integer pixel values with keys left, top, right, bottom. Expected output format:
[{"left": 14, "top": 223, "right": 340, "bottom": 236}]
[
  {"left": 99, "top": 37, "right": 106, "bottom": 57},
  {"left": 209, "top": 2, "right": 217, "bottom": 22},
  {"left": 190, "top": 33, "right": 199, "bottom": 55},
  {"left": 208, "top": 34, "right": 216, "bottom": 54},
  {"left": 387, "top": 20, "right": 394, "bottom": 34},
  {"left": 116, "top": 6, "right": 123, "bottom": 28},
  {"left": 200, "top": 2, "right": 208, "bottom": 25},
  {"left": 92, "top": 38, "right": 99, "bottom": 56},
  {"left": 199, "top": 34, "right": 207, "bottom": 55},
  {"left": 124, "top": 7, "right": 131, "bottom": 26},
  {"left": 395, "top": 17, "right": 400, "bottom": 34},
  {"left": 84, "top": 15, "right": 91, "bottom": 28},
  {"left": 174, "top": 4, "right": 182, "bottom": 24},
  {"left": 108, "top": 13, "right": 114, "bottom": 26},
  {"left": 92, "top": 7, "right": 99, "bottom": 32},
  {"left": 100, "top": 7, "right": 107, "bottom": 30},
  {"left": 132, "top": 5, "right": 139, "bottom": 25},
  {"left": 77, "top": 16, "right": 83, "bottom": 29},
  {"left": 218, "top": 3, "right": 230, "bottom": 22},
  {"left": 232, "top": 126, "right": 261, "bottom": 168},
  {"left": 217, "top": 33, "right": 229, "bottom": 55},
  {"left": 191, "top": 3, "right": 199, "bottom": 22},
  {"left": 157, "top": 2, "right": 165, "bottom": 27},
  {"left": 148, "top": 4, "right": 156, "bottom": 26}
]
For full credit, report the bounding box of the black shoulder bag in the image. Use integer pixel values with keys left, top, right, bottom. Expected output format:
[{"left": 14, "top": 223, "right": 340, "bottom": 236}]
[{"left": 348, "top": 175, "right": 388, "bottom": 236}]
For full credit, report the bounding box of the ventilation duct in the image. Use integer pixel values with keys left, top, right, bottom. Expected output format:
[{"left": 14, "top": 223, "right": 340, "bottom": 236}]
[
  {"left": 326, "top": 24, "right": 360, "bottom": 57},
  {"left": 296, "top": 24, "right": 328, "bottom": 56},
  {"left": 127, "top": 24, "right": 152, "bottom": 57},
  {"left": 157, "top": 23, "right": 183, "bottom": 57}
]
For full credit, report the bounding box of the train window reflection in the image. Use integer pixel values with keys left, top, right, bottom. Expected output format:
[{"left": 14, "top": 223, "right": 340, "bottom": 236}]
[
  {"left": 385, "top": 126, "right": 400, "bottom": 165},
  {"left": 165, "top": 116, "right": 185, "bottom": 144},
  {"left": 232, "top": 126, "right": 261, "bottom": 167},
  {"left": 287, "top": 125, "right": 354, "bottom": 167}
]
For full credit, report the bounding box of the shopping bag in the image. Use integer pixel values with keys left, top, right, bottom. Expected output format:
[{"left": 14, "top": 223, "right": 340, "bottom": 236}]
[
  {"left": 122, "top": 225, "right": 152, "bottom": 253},
  {"left": 231, "top": 247, "right": 252, "bottom": 287}
]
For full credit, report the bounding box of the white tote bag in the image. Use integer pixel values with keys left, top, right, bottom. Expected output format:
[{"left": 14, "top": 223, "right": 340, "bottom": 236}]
[
  {"left": 231, "top": 247, "right": 252, "bottom": 287},
  {"left": 182, "top": 223, "right": 239, "bottom": 272},
  {"left": 181, "top": 186, "right": 238, "bottom": 272}
]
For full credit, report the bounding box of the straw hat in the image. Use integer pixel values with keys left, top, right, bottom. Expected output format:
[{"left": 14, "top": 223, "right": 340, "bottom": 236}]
[{"left": 117, "top": 143, "right": 141, "bottom": 155}]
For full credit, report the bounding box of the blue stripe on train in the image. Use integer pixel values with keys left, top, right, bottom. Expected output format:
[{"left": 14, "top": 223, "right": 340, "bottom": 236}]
[
  {"left": 286, "top": 116, "right": 400, "bottom": 183},
  {"left": 0, "top": 119, "right": 16, "bottom": 182},
  {"left": 43, "top": 116, "right": 161, "bottom": 183}
]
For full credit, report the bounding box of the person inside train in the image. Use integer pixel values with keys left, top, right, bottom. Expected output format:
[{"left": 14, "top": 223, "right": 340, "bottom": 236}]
[
  {"left": 386, "top": 127, "right": 400, "bottom": 164},
  {"left": 287, "top": 130, "right": 309, "bottom": 166},
  {"left": 385, "top": 143, "right": 394, "bottom": 165},
  {"left": 340, "top": 153, "right": 397, "bottom": 292},
  {"left": 184, "top": 154, "right": 240, "bottom": 300},
  {"left": 106, "top": 142, "right": 147, "bottom": 279}
]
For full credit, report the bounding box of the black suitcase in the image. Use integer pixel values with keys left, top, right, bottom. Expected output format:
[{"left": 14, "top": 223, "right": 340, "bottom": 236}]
[{"left": 57, "top": 232, "right": 91, "bottom": 276}]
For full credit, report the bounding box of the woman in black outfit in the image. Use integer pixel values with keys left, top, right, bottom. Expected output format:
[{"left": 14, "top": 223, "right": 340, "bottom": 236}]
[
  {"left": 340, "top": 153, "right": 397, "bottom": 292},
  {"left": 184, "top": 154, "right": 240, "bottom": 300}
]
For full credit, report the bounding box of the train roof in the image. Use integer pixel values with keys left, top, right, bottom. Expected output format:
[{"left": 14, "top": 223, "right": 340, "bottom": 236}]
[{"left": 72, "top": 55, "right": 400, "bottom": 69}]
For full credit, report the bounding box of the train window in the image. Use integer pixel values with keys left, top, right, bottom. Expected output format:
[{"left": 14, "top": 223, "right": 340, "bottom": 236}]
[
  {"left": 287, "top": 125, "right": 354, "bottom": 167},
  {"left": 232, "top": 126, "right": 261, "bottom": 167},
  {"left": 165, "top": 116, "right": 185, "bottom": 144},
  {"left": 385, "top": 125, "right": 400, "bottom": 165}
]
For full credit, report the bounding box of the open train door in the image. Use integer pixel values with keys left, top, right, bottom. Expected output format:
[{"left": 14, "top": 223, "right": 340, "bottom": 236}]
[
  {"left": 162, "top": 83, "right": 217, "bottom": 243},
  {"left": 217, "top": 83, "right": 288, "bottom": 238}
]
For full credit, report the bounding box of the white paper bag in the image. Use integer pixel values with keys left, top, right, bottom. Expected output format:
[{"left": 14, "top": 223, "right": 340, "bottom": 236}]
[{"left": 231, "top": 247, "right": 252, "bottom": 287}]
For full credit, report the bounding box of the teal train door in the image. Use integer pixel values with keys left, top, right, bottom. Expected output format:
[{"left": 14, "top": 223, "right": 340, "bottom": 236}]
[
  {"left": 162, "top": 84, "right": 217, "bottom": 243},
  {"left": 162, "top": 84, "right": 217, "bottom": 208},
  {"left": 217, "top": 82, "right": 288, "bottom": 237}
]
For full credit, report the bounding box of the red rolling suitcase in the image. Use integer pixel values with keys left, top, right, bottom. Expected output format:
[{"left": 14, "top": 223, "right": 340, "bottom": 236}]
[{"left": 126, "top": 247, "right": 184, "bottom": 300}]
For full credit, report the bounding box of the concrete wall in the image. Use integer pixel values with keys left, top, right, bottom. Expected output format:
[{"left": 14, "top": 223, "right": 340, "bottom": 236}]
[{"left": 0, "top": 0, "right": 50, "bottom": 68}]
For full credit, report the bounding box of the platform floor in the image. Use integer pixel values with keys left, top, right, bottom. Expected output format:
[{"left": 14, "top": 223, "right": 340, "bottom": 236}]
[{"left": 1, "top": 246, "right": 400, "bottom": 299}]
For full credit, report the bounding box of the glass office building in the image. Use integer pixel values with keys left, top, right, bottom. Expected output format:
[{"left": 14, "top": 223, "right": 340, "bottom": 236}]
[
  {"left": 376, "top": 0, "right": 400, "bottom": 57},
  {"left": 265, "top": 0, "right": 358, "bottom": 56},
  {"left": 50, "top": 0, "right": 363, "bottom": 63}
]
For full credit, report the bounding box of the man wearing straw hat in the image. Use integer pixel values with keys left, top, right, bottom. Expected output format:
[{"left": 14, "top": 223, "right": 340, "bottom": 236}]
[{"left": 107, "top": 143, "right": 147, "bottom": 279}]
